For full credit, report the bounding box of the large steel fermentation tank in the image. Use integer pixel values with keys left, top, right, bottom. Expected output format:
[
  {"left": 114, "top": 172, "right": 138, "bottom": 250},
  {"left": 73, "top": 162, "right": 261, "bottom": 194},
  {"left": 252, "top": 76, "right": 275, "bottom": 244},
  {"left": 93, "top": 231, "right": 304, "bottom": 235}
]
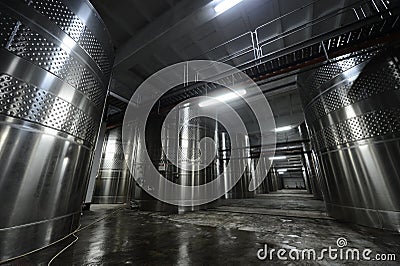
[
  {"left": 0, "top": 0, "right": 113, "bottom": 261},
  {"left": 127, "top": 105, "right": 257, "bottom": 211},
  {"left": 219, "top": 132, "right": 256, "bottom": 199},
  {"left": 298, "top": 122, "right": 323, "bottom": 199},
  {"left": 129, "top": 107, "right": 222, "bottom": 211},
  {"left": 92, "top": 127, "right": 130, "bottom": 204},
  {"left": 298, "top": 46, "right": 400, "bottom": 230}
]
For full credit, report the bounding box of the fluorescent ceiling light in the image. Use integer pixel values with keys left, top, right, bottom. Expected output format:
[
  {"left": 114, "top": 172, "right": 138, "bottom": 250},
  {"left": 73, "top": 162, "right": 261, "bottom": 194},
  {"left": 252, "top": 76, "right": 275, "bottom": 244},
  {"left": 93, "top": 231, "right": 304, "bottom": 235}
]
[
  {"left": 274, "top": 126, "right": 292, "bottom": 132},
  {"left": 199, "top": 89, "right": 246, "bottom": 107},
  {"left": 277, "top": 168, "right": 288, "bottom": 172},
  {"left": 214, "top": 0, "right": 243, "bottom": 14},
  {"left": 269, "top": 156, "right": 287, "bottom": 161}
]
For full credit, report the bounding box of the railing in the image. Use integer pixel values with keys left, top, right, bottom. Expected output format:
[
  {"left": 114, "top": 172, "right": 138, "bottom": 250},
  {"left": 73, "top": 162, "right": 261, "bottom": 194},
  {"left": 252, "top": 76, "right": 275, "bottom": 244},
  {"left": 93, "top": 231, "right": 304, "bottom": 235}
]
[
  {"left": 160, "top": 0, "right": 399, "bottom": 106},
  {"left": 195, "top": 0, "right": 394, "bottom": 67}
]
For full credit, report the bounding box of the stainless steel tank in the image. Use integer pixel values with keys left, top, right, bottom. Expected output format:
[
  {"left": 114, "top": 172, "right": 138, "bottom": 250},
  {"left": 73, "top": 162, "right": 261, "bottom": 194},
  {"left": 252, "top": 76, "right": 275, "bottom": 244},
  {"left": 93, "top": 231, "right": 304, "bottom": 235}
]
[
  {"left": 92, "top": 127, "right": 130, "bottom": 204},
  {"left": 255, "top": 157, "right": 269, "bottom": 194},
  {"left": 127, "top": 104, "right": 259, "bottom": 211},
  {"left": 298, "top": 122, "right": 323, "bottom": 199},
  {"left": 298, "top": 47, "right": 400, "bottom": 231},
  {"left": 220, "top": 132, "right": 256, "bottom": 199},
  {"left": 268, "top": 167, "right": 280, "bottom": 192},
  {"left": 0, "top": 0, "right": 113, "bottom": 261},
  {"left": 129, "top": 107, "right": 223, "bottom": 212}
]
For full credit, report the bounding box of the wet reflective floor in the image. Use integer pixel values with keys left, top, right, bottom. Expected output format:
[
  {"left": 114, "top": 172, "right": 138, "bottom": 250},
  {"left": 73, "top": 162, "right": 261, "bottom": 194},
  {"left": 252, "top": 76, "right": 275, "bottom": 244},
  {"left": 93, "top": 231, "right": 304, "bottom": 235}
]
[{"left": 6, "top": 191, "right": 400, "bottom": 265}]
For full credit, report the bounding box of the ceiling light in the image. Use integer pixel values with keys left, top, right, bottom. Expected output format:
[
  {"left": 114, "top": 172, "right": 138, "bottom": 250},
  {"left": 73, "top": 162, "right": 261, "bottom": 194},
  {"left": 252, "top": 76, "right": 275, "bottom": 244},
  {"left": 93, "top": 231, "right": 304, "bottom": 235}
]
[
  {"left": 269, "top": 156, "right": 287, "bottom": 161},
  {"left": 277, "top": 168, "right": 288, "bottom": 172},
  {"left": 214, "top": 0, "right": 243, "bottom": 14},
  {"left": 274, "top": 126, "right": 292, "bottom": 132},
  {"left": 199, "top": 89, "right": 246, "bottom": 107}
]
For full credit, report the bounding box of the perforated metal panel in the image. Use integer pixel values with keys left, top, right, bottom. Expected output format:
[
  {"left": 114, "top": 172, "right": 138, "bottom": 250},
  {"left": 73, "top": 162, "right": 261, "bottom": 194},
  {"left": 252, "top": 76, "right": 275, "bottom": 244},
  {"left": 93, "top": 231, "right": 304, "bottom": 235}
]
[
  {"left": 78, "top": 26, "right": 111, "bottom": 76},
  {"left": 28, "top": 0, "right": 111, "bottom": 76},
  {"left": 6, "top": 23, "right": 105, "bottom": 109},
  {"left": 300, "top": 48, "right": 400, "bottom": 152},
  {"left": 0, "top": 0, "right": 113, "bottom": 142},
  {"left": 0, "top": 13, "right": 17, "bottom": 47},
  {"left": 312, "top": 108, "right": 400, "bottom": 150},
  {"left": 304, "top": 51, "right": 400, "bottom": 124},
  {"left": 179, "top": 124, "right": 202, "bottom": 162},
  {"left": 0, "top": 73, "right": 96, "bottom": 142},
  {"left": 300, "top": 50, "right": 379, "bottom": 105}
]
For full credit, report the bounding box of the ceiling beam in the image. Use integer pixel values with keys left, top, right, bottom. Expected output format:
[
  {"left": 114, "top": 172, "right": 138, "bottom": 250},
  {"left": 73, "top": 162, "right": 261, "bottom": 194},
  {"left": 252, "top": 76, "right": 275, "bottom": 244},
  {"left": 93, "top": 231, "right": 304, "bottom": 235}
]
[
  {"left": 93, "top": 0, "right": 136, "bottom": 36},
  {"left": 165, "top": 0, "right": 175, "bottom": 8},
  {"left": 112, "top": 70, "right": 143, "bottom": 97},
  {"left": 113, "top": 0, "right": 218, "bottom": 69},
  {"left": 130, "top": 0, "right": 154, "bottom": 23}
]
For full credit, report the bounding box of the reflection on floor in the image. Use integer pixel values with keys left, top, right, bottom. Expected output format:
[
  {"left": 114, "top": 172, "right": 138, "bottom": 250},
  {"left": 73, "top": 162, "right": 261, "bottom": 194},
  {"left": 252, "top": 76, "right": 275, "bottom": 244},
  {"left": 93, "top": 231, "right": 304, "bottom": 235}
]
[{"left": 8, "top": 190, "right": 400, "bottom": 265}]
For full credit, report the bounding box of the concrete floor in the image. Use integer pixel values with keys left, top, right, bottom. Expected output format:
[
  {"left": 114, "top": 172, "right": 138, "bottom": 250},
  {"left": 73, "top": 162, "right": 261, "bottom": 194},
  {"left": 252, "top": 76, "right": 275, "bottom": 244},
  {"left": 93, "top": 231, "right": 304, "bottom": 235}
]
[{"left": 6, "top": 190, "right": 400, "bottom": 265}]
